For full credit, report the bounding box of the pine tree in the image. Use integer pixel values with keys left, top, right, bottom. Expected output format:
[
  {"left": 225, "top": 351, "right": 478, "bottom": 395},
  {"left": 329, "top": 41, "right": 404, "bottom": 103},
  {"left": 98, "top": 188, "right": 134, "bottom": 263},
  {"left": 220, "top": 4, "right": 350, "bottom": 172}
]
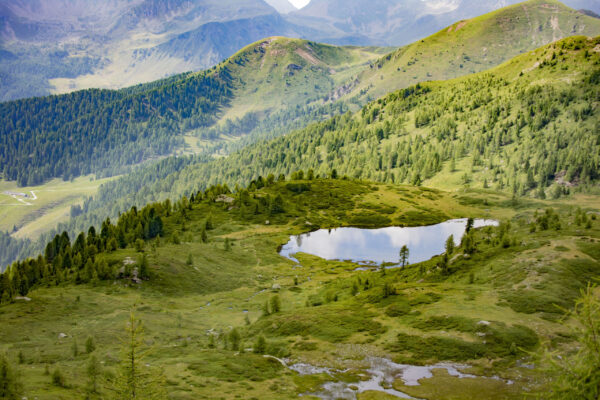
[
  {"left": 85, "top": 336, "right": 96, "bottom": 354},
  {"left": 270, "top": 295, "right": 281, "bottom": 313},
  {"left": 253, "top": 335, "right": 266, "bottom": 354},
  {"left": 138, "top": 254, "right": 149, "bottom": 280},
  {"left": 86, "top": 354, "right": 101, "bottom": 395},
  {"left": 0, "top": 353, "right": 22, "bottom": 399},
  {"left": 112, "top": 311, "right": 166, "bottom": 400},
  {"left": 540, "top": 285, "right": 600, "bottom": 399},
  {"left": 228, "top": 328, "right": 241, "bottom": 351},
  {"left": 399, "top": 245, "right": 409, "bottom": 267},
  {"left": 445, "top": 235, "right": 455, "bottom": 255}
]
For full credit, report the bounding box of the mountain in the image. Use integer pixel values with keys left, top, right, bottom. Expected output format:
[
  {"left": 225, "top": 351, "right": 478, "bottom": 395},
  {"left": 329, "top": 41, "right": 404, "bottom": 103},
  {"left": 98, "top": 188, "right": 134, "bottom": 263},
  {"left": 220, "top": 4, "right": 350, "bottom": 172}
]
[
  {"left": 12, "top": 33, "right": 594, "bottom": 274},
  {"left": 264, "top": 0, "right": 298, "bottom": 13},
  {"left": 0, "top": 38, "right": 383, "bottom": 186},
  {"left": 118, "top": 35, "right": 599, "bottom": 199},
  {"left": 343, "top": 0, "right": 600, "bottom": 100},
  {"left": 0, "top": 0, "right": 306, "bottom": 101},
  {"left": 287, "top": 0, "right": 600, "bottom": 45},
  {"left": 3, "top": 0, "right": 598, "bottom": 269},
  {"left": 3, "top": 0, "right": 599, "bottom": 102}
]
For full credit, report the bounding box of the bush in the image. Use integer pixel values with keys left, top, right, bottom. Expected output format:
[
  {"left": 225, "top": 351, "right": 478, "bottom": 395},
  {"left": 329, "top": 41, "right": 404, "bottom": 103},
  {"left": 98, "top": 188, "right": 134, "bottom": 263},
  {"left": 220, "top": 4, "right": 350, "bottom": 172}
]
[
  {"left": 540, "top": 286, "right": 600, "bottom": 399},
  {"left": 385, "top": 302, "right": 411, "bottom": 317},
  {"left": 52, "top": 368, "right": 67, "bottom": 387}
]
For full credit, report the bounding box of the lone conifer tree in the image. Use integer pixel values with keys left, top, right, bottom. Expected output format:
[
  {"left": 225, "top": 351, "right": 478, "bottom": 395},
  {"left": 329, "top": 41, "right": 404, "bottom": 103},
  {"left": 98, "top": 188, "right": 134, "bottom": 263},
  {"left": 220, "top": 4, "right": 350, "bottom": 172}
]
[
  {"left": 445, "top": 235, "right": 455, "bottom": 255},
  {"left": 112, "top": 311, "right": 166, "bottom": 400},
  {"left": 0, "top": 353, "right": 22, "bottom": 400},
  {"left": 399, "top": 245, "right": 409, "bottom": 267}
]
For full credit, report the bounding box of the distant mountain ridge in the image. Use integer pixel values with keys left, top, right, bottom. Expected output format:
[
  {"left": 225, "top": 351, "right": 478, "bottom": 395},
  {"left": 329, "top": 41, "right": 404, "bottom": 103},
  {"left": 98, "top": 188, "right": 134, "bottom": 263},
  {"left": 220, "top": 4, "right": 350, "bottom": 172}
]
[
  {"left": 0, "top": 0, "right": 301, "bottom": 101},
  {"left": 342, "top": 0, "right": 600, "bottom": 101},
  {"left": 287, "top": 0, "right": 600, "bottom": 45},
  {"left": 2, "top": 0, "right": 599, "bottom": 101}
]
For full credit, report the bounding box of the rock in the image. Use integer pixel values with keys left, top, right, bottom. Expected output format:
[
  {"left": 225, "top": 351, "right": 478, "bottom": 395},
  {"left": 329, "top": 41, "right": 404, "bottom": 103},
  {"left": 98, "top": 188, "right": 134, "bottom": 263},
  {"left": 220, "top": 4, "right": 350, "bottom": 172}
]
[
  {"left": 58, "top": 333, "right": 68, "bottom": 339},
  {"left": 478, "top": 320, "right": 491, "bottom": 326},
  {"left": 449, "top": 253, "right": 462, "bottom": 264},
  {"left": 123, "top": 257, "right": 135, "bottom": 265},
  {"left": 215, "top": 194, "right": 234, "bottom": 204},
  {"left": 272, "top": 283, "right": 281, "bottom": 290},
  {"left": 265, "top": 220, "right": 270, "bottom": 225},
  {"left": 15, "top": 296, "right": 31, "bottom": 301}
]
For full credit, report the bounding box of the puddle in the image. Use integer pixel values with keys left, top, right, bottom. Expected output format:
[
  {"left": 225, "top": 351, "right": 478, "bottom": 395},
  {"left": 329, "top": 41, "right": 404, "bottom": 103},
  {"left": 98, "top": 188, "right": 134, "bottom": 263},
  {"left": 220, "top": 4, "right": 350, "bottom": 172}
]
[{"left": 288, "top": 357, "right": 510, "bottom": 400}]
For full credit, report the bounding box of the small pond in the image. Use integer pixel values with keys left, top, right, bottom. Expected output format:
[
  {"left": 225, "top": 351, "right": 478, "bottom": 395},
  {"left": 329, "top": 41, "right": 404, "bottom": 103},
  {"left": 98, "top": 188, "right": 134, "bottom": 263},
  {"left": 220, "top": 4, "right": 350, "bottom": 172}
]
[{"left": 279, "top": 218, "right": 498, "bottom": 267}]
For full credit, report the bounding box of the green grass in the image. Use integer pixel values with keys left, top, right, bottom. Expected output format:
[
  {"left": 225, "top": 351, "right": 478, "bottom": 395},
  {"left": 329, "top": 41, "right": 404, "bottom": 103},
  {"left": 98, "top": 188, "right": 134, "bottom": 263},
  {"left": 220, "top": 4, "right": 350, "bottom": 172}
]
[
  {"left": 348, "top": 0, "right": 600, "bottom": 101},
  {"left": 0, "top": 175, "right": 114, "bottom": 240},
  {"left": 0, "top": 178, "right": 598, "bottom": 399}
]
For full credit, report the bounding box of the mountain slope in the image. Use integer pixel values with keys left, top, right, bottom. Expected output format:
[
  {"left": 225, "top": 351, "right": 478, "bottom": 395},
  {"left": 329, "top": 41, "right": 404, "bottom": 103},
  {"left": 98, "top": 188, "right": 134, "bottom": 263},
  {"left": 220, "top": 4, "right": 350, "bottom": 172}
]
[
  {"left": 0, "top": 38, "right": 383, "bottom": 186},
  {"left": 132, "top": 35, "right": 599, "bottom": 197},
  {"left": 287, "top": 0, "right": 600, "bottom": 46},
  {"left": 344, "top": 0, "right": 600, "bottom": 101},
  {"left": 0, "top": 0, "right": 302, "bottom": 101}
]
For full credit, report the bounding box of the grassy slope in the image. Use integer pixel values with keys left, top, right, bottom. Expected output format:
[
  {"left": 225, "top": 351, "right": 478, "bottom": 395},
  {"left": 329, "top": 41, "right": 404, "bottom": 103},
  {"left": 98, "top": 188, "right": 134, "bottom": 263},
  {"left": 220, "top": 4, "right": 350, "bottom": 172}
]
[
  {"left": 346, "top": 0, "right": 600, "bottom": 101},
  {"left": 0, "top": 178, "right": 598, "bottom": 399},
  {"left": 191, "top": 37, "right": 386, "bottom": 144},
  {"left": 0, "top": 39, "right": 382, "bottom": 243},
  {"left": 143, "top": 35, "right": 598, "bottom": 199},
  {"left": 0, "top": 176, "right": 114, "bottom": 240},
  {"left": 223, "top": 38, "right": 386, "bottom": 117}
]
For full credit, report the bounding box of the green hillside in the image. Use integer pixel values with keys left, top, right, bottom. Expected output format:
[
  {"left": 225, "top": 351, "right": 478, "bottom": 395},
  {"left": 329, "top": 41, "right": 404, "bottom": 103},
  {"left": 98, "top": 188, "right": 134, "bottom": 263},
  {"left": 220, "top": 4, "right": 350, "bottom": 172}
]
[
  {"left": 347, "top": 0, "right": 600, "bottom": 101},
  {"left": 0, "top": 39, "right": 383, "bottom": 186},
  {"left": 126, "top": 36, "right": 599, "bottom": 200},
  {"left": 6, "top": 33, "right": 596, "bottom": 273},
  {"left": 0, "top": 175, "right": 598, "bottom": 399}
]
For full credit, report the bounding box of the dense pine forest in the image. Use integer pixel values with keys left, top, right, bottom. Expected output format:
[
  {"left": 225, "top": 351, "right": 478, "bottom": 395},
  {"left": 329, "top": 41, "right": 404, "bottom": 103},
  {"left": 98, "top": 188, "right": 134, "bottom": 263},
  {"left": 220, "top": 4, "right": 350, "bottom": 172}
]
[
  {"left": 169, "top": 37, "right": 599, "bottom": 193},
  {"left": 82, "top": 36, "right": 600, "bottom": 211},
  {"left": 0, "top": 69, "right": 231, "bottom": 186}
]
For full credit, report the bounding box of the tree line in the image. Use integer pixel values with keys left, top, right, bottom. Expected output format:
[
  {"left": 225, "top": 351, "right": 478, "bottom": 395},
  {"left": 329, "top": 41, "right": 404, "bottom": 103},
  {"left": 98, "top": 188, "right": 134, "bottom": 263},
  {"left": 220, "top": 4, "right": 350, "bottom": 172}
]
[{"left": 0, "top": 66, "right": 232, "bottom": 186}]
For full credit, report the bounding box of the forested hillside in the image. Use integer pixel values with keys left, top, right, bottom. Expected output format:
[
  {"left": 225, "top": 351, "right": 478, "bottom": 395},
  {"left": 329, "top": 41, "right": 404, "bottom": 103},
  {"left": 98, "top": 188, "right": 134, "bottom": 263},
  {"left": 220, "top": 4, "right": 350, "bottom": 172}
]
[
  {"left": 111, "top": 36, "right": 600, "bottom": 199},
  {"left": 0, "top": 38, "right": 381, "bottom": 187},
  {"left": 3, "top": 35, "right": 597, "bottom": 271},
  {"left": 0, "top": 70, "right": 231, "bottom": 186}
]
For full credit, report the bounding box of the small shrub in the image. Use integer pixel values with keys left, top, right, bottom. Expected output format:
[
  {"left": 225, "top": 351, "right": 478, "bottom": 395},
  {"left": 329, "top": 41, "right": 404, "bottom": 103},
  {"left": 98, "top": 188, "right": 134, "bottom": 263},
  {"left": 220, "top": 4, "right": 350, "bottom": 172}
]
[
  {"left": 385, "top": 302, "right": 411, "bottom": 317},
  {"left": 52, "top": 368, "right": 67, "bottom": 387}
]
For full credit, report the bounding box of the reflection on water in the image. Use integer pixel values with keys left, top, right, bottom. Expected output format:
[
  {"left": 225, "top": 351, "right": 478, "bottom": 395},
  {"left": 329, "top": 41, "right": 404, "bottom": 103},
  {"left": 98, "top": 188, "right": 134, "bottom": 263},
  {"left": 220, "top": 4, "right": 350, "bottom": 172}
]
[
  {"left": 279, "top": 219, "right": 498, "bottom": 266},
  {"left": 290, "top": 357, "right": 509, "bottom": 400}
]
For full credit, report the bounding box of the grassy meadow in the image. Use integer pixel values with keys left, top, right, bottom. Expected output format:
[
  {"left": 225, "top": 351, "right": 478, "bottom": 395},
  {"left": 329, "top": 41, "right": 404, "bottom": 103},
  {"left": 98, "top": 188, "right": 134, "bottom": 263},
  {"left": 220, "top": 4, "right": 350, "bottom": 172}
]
[
  {"left": 0, "top": 176, "right": 114, "bottom": 240},
  {"left": 1, "top": 178, "right": 598, "bottom": 399}
]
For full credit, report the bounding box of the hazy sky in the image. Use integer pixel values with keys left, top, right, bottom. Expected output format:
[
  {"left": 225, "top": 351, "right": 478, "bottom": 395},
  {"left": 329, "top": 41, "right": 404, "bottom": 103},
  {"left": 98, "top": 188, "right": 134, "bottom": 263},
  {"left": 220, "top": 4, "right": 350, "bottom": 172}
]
[{"left": 289, "top": 0, "right": 311, "bottom": 8}]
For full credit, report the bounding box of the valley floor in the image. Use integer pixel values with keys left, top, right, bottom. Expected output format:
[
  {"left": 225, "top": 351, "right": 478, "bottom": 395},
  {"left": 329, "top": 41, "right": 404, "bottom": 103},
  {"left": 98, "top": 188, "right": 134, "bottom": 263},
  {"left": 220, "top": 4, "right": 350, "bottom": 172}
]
[{"left": 0, "top": 179, "right": 598, "bottom": 399}]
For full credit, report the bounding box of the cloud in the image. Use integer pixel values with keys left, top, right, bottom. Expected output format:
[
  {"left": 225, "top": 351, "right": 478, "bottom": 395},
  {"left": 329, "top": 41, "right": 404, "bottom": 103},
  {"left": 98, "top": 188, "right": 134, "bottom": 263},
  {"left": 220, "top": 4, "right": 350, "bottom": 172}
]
[{"left": 289, "top": 0, "right": 311, "bottom": 9}]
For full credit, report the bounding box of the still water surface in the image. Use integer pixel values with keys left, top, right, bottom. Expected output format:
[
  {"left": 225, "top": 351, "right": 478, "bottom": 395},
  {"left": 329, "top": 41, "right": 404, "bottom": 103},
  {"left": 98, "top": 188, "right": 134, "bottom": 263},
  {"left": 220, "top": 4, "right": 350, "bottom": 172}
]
[{"left": 279, "top": 218, "right": 498, "bottom": 266}]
